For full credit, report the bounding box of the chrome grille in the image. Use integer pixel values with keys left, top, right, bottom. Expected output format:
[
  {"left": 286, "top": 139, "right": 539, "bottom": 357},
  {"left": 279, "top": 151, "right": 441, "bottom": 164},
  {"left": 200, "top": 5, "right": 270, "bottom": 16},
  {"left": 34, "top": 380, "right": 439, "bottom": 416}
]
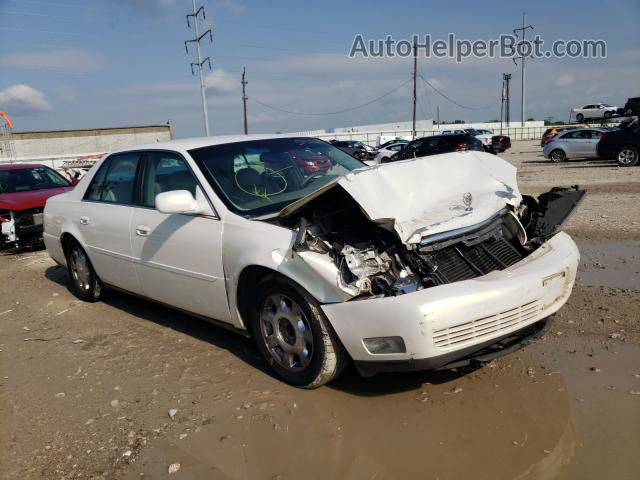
[{"left": 432, "top": 300, "right": 543, "bottom": 348}]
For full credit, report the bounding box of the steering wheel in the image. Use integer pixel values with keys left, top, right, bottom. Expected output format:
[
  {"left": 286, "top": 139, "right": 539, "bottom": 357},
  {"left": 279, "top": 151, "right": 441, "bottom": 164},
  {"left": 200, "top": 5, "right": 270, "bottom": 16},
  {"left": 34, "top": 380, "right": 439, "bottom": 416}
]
[{"left": 301, "top": 171, "right": 326, "bottom": 188}]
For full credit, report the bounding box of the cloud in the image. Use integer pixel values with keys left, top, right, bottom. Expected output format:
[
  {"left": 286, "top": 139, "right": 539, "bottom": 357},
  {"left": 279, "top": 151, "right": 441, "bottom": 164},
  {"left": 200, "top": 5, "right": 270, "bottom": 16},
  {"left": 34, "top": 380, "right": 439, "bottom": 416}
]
[
  {"left": 0, "top": 48, "right": 101, "bottom": 74},
  {"left": 204, "top": 69, "right": 236, "bottom": 94},
  {"left": 556, "top": 74, "right": 575, "bottom": 87},
  {"left": 0, "top": 84, "right": 51, "bottom": 114}
]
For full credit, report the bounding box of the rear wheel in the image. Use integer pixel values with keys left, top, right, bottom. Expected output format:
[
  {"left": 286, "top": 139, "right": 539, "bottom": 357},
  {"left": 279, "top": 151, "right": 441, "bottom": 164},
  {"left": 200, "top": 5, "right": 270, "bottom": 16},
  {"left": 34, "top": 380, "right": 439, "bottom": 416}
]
[
  {"left": 250, "top": 275, "right": 348, "bottom": 388},
  {"left": 616, "top": 146, "right": 639, "bottom": 167},
  {"left": 576, "top": 113, "right": 584, "bottom": 122},
  {"left": 550, "top": 149, "right": 567, "bottom": 163},
  {"left": 604, "top": 111, "right": 612, "bottom": 119},
  {"left": 65, "top": 241, "right": 104, "bottom": 302}
]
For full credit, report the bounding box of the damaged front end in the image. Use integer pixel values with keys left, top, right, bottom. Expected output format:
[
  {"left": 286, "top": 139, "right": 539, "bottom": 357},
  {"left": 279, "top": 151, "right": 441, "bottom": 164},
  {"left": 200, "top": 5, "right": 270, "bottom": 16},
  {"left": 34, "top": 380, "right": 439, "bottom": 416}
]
[
  {"left": 0, "top": 208, "right": 45, "bottom": 249},
  {"left": 274, "top": 161, "right": 584, "bottom": 301}
]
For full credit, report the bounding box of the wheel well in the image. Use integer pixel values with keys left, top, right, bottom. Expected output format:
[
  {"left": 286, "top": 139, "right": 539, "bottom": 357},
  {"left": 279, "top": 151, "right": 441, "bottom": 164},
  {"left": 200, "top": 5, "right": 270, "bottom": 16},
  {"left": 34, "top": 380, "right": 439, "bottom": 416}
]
[
  {"left": 236, "top": 265, "right": 279, "bottom": 331},
  {"left": 60, "top": 233, "right": 77, "bottom": 256}
]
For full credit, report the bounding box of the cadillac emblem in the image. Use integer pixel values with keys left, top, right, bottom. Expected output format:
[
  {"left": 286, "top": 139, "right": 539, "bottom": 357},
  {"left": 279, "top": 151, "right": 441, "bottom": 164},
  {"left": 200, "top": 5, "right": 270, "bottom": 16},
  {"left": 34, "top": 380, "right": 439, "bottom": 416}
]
[{"left": 463, "top": 192, "right": 473, "bottom": 210}]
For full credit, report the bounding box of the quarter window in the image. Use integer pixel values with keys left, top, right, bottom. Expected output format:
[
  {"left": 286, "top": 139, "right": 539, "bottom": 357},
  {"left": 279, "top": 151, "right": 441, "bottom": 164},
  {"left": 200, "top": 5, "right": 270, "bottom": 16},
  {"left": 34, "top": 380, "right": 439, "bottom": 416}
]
[
  {"left": 85, "top": 153, "right": 139, "bottom": 204},
  {"left": 140, "top": 152, "right": 197, "bottom": 208}
]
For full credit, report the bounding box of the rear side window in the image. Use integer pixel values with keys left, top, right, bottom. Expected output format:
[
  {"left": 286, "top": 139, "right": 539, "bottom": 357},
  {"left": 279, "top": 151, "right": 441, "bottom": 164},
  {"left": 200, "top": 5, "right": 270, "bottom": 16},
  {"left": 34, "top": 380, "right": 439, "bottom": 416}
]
[
  {"left": 140, "top": 151, "right": 197, "bottom": 208},
  {"left": 85, "top": 153, "right": 140, "bottom": 204}
]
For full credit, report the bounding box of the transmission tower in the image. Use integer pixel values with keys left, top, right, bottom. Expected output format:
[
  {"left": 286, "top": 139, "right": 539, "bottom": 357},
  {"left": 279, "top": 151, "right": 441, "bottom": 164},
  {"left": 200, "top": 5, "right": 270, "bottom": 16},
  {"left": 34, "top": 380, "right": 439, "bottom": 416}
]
[
  {"left": 184, "top": 0, "right": 213, "bottom": 136},
  {"left": 513, "top": 13, "right": 534, "bottom": 127}
]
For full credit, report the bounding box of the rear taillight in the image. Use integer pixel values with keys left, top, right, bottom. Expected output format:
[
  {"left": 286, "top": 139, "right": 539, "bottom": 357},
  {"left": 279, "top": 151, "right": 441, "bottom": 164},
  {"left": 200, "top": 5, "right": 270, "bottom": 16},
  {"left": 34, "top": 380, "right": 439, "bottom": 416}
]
[{"left": 455, "top": 143, "right": 469, "bottom": 151}]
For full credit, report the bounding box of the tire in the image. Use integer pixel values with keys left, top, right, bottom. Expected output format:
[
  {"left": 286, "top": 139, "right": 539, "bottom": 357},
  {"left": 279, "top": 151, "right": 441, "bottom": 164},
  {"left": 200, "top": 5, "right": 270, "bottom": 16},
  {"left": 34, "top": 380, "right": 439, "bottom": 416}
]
[
  {"left": 250, "top": 274, "right": 348, "bottom": 388},
  {"left": 616, "top": 146, "right": 639, "bottom": 167},
  {"left": 550, "top": 149, "right": 567, "bottom": 163},
  {"left": 627, "top": 108, "right": 633, "bottom": 115},
  {"left": 65, "top": 240, "right": 105, "bottom": 302},
  {"left": 380, "top": 157, "right": 389, "bottom": 164},
  {"left": 576, "top": 113, "right": 584, "bottom": 122},
  {"left": 604, "top": 111, "right": 612, "bottom": 119}
]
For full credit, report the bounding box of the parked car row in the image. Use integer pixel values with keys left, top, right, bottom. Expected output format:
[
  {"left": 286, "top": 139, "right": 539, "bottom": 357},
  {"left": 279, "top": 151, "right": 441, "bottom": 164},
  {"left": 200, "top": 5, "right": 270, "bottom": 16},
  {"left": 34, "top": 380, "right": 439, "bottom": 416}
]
[
  {"left": 40, "top": 134, "right": 582, "bottom": 388},
  {"left": 541, "top": 120, "right": 640, "bottom": 166}
]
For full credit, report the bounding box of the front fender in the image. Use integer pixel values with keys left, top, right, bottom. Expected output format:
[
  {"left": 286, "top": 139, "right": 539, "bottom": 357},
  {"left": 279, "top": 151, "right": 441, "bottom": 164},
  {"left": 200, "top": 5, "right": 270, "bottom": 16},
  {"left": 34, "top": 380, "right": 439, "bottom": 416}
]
[{"left": 222, "top": 214, "right": 348, "bottom": 329}]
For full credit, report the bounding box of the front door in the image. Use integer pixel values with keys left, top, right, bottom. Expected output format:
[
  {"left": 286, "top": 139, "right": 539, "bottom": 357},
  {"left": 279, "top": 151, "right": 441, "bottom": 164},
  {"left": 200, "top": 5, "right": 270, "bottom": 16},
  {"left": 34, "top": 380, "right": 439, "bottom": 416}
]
[{"left": 129, "top": 151, "right": 230, "bottom": 323}]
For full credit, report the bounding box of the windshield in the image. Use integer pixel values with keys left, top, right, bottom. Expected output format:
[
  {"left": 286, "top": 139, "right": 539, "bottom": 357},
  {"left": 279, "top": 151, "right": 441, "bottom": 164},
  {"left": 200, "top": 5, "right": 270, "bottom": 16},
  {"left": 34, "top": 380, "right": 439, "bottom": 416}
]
[
  {"left": 0, "top": 167, "right": 69, "bottom": 194},
  {"left": 189, "top": 137, "right": 366, "bottom": 217}
]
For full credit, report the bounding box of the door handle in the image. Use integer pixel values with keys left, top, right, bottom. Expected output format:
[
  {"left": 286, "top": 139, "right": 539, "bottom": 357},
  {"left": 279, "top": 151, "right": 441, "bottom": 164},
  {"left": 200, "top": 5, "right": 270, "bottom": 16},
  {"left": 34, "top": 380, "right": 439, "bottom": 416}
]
[
  {"left": 79, "top": 216, "right": 89, "bottom": 225},
  {"left": 135, "top": 225, "right": 151, "bottom": 237}
]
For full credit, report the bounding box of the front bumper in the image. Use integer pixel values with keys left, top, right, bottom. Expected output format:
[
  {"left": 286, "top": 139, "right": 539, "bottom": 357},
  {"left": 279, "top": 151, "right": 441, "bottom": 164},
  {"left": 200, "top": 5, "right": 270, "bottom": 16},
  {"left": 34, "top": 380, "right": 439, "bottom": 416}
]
[{"left": 321, "top": 232, "right": 579, "bottom": 368}]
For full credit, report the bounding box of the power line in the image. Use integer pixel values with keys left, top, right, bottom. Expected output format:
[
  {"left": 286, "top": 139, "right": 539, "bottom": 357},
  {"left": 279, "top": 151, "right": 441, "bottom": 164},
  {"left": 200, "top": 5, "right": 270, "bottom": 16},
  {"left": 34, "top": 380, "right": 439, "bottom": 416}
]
[
  {"left": 418, "top": 75, "right": 496, "bottom": 111},
  {"left": 250, "top": 79, "right": 411, "bottom": 116}
]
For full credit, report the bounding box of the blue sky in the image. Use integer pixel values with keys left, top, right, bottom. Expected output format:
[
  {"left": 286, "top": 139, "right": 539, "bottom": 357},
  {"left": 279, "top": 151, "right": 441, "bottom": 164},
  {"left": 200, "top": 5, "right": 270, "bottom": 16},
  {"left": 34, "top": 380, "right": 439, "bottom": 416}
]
[{"left": 1, "top": 0, "right": 639, "bottom": 137}]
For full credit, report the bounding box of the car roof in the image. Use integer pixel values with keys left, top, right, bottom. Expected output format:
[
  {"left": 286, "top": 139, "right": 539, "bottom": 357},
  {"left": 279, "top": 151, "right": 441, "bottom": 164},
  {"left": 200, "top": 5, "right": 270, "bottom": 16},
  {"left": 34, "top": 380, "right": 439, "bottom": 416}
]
[
  {"left": 0, "top": 163, "right": 49, "bottom": 171},
  {"left": 110, "top": 134, "right": 310, "bottom": 154}
]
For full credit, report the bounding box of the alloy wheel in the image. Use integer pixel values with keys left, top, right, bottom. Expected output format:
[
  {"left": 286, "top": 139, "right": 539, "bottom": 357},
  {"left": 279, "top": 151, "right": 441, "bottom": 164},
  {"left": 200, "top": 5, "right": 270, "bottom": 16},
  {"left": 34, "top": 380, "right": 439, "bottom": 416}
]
[
  {"left": 617, "top": 148, "right": 637, "bottom": 166},
  {"left": 259, "top": 294, "right": 314, "bottom": 372},
  {"left": 69, "top": 247, "right": 91, "bottom": 291}
]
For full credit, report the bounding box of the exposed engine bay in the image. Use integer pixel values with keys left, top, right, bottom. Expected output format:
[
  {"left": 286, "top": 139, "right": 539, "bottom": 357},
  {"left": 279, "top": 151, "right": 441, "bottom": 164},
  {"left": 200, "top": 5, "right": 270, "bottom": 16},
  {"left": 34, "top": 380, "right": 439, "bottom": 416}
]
[{"left": 274, "top": 184, "right": 585, "bottom": 300}]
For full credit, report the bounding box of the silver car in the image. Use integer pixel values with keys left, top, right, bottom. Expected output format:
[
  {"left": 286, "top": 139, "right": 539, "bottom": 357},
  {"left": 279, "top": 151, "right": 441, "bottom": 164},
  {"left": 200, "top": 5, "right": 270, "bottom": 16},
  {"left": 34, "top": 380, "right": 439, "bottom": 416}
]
[
  {"left": 571, "top": 103, "right": 619, "bottom": 122},
  {"left": 543, "top": 128, "right": 607, "bottom": 162}
]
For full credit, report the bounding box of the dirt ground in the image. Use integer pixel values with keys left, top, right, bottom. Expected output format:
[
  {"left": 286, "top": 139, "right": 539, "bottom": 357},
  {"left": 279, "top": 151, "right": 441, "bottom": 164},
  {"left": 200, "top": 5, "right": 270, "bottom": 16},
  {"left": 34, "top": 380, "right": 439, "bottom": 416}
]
[{"left": 1, "top": 141, "right": 639, "bottom": 480}]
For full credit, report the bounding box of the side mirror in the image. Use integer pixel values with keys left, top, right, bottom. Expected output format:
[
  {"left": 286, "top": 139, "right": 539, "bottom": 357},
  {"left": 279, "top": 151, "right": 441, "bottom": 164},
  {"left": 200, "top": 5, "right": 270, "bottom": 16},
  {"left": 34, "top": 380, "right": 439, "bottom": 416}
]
[{"left": 156, "top": 190, "right": 200, "bottom": 214}]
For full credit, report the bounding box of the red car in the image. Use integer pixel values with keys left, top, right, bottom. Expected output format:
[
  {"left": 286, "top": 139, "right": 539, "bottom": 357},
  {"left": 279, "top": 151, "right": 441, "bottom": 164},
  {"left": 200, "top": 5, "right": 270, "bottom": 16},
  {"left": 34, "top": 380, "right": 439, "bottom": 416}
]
[
  {"left": 0, "top": 164, "right": 75, "bottom": 249},
  {"left": 288, "top": 149, "right": 332, "bottom": 175}
]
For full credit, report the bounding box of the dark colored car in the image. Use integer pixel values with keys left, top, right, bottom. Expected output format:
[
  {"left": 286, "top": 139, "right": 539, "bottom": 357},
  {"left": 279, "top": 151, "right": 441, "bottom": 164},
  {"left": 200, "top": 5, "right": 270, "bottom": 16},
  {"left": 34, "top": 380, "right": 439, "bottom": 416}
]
[
  {"left": 331, "top": 141, "right": 369, "bottom": 160},
  {"left": 596, "top": 122, "right": 640, "bottom": 166},
  {"left": 0, "top": 164, "right": 75, "bottom": 248},
  {"left": 621, "top": 97, "right": 640, "bottom": 116},
  {"left": 385, "top": 134, "right": 483, "bottom": 162},
  {"left": 490, "top": 135, "right": 511, "bottom": 153},
  {"left": 288, "top": 149, "right": 332, "bottom": 175}
]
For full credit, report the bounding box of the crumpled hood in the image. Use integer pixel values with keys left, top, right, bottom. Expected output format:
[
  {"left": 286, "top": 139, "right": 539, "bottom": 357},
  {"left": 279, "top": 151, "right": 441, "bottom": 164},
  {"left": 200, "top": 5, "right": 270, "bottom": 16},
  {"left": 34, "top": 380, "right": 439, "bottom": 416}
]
[{"left": 280, "top": 151, "right": 522, "bottom": 244}]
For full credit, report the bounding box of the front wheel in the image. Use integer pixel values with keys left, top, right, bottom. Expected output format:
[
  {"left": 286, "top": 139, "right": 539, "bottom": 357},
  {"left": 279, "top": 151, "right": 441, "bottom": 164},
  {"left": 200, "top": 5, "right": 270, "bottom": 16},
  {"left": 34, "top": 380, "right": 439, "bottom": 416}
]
[
  {"left": 604, "top": 111, "right": 612, "bottom": 119},
  {"left": 550, "top": 149, "right": 567, "bottom": 163},
  {"left": 65, "top": 241, "right": 104, "bottom": 302},
  {"left": 250, "top": 275, "right": 348, "bottom": 388},
  {"left": 616, "top": 146, "right": 639, "bottom": 167}
]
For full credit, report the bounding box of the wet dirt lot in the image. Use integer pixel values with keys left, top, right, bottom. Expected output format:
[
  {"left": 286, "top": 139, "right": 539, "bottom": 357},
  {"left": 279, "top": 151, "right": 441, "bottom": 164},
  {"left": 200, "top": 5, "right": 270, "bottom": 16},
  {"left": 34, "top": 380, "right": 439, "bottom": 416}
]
[{"left": 1, "top": 141, "right": 639, "bottom": 480}]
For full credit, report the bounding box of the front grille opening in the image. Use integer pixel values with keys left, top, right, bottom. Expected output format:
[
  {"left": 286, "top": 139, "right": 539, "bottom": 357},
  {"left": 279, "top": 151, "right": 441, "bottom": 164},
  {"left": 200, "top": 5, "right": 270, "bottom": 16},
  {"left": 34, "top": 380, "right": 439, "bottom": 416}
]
[{"left": 418, "top": 218, "right": 526, "bottom": 286}]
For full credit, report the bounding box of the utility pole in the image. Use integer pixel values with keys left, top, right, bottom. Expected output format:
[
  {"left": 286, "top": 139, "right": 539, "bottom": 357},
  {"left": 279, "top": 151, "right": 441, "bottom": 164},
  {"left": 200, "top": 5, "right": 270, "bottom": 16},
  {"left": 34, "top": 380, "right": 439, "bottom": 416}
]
[
  {"left": 500, "top": 73, "right": 512, "bottom": 134},
  {"left": 412, "top": 39, "right": 417, "bottom": 139},
  {"left": 185, "top": 0, "right": 212, "bottom": 136},
  {"left": 241, "top": 67, "right": 248, "bottom": 135},
  {"left": 436, "top": 106, "right": 440, "bottom": 127},
  {"left": 513, "top": 13, "right": 533, "bottom": 127}
]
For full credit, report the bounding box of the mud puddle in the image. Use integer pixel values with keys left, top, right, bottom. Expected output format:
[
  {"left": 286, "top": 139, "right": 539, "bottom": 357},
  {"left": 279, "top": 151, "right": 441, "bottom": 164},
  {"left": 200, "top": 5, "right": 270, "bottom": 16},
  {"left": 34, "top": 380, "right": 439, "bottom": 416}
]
[
  {"left": 124, "top": 334, "right": 640, "bottom": 480},
  {"left": 576, "top": 240, "right": 640, "bottom": 290}
]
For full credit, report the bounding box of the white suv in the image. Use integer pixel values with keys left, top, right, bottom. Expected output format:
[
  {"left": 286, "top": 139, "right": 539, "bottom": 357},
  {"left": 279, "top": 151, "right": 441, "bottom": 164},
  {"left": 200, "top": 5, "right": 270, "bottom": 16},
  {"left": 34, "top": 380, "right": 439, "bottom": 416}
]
[{"left": 44, "top": 135, "right": 582, "bottom": 388}]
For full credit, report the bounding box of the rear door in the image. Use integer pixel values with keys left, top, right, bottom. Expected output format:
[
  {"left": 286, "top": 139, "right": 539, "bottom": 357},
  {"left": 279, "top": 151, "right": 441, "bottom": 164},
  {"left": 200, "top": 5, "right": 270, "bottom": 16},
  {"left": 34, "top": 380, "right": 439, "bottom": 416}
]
[
  {"left": 129, "top": 150, "right": 230, "bottom": 322},
  {"left": 80, "top": 152, "right": 142, "bottom": 294}
]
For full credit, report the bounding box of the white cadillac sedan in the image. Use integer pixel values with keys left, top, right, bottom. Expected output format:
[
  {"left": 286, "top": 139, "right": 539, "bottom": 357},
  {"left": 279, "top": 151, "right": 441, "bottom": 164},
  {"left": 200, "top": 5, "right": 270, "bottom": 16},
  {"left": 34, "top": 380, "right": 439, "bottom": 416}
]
[{"left": 44, "top": 135, "right": 583, "bottom": 388}]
